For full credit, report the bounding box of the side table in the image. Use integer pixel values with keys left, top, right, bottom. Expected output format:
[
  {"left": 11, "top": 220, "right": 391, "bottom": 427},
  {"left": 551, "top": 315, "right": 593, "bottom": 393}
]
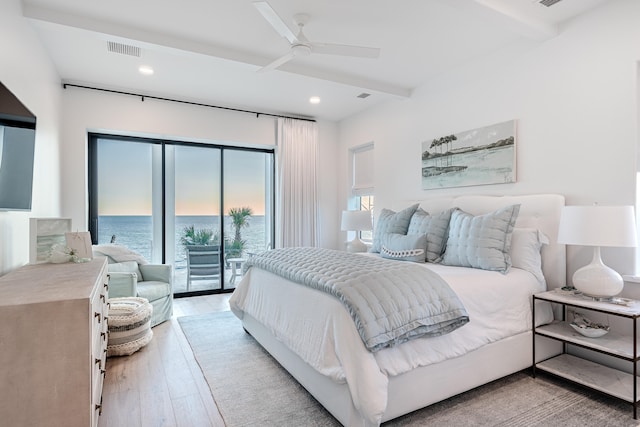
[
  {"left": 228, "top": 257, "right": 246, "bottom": 285},
  {"left": 533, "top": 290, "right": 640, "bottom": 419}
]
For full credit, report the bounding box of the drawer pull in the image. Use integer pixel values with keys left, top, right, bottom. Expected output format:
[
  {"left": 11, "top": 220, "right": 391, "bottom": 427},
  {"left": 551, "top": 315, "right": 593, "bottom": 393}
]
[
  {"left": 100, "top": 294, "right": 106, "bottom": 302},
  {"left": 94, "top": 312, "right": 101, "bottom": 323},
  {"left": 104, "top": 283, "right": 109, "bottom": 291},
  {"left": 95, "top": 403, "right": 102, "bottom": 415},
  {"left": 101, "top": 331, "right": 107, "bottom": 341},
  {"left": 101, "top": 369, "right": 106, "bottom": 377},
  {"left": 95, "top": 358, "right": 102, "bottom": 369}
]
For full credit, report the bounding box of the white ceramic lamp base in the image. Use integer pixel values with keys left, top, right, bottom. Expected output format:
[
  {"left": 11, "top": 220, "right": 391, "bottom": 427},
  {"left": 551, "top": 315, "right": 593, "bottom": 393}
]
[
  {"left": 346, "top": 237, "right": 367, "bottom": 253},
  {"left": 572, "top": 247, "right": 623, "bottom": 298}
]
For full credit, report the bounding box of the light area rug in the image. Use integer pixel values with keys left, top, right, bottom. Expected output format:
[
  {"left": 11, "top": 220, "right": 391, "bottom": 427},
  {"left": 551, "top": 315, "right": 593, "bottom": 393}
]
[{"left": 178, "top": 311, "right": 639, "bottom": 427}]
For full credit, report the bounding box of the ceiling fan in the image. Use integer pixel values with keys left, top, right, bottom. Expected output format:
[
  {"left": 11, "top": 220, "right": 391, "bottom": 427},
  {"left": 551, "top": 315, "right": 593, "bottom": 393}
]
[{"left": 253, "top": 1, "right": 381, "bottom": 72}]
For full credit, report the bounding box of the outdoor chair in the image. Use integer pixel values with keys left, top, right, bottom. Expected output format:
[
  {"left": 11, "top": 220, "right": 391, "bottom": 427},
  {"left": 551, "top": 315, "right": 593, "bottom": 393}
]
[{"left": 185, "top": 245, "right": 221, "bottom": 290}]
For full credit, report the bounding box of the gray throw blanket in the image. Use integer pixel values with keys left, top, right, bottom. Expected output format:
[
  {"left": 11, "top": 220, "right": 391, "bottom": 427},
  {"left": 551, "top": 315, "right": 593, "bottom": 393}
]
[{"left": 244, "top": 247, "right": 469, "bottom": 352}]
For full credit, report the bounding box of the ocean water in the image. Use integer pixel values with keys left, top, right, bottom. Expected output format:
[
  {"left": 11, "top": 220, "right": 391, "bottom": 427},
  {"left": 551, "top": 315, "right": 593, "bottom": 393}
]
[{"left": 98, "top": 215, "right": 268, "bottom": 267}]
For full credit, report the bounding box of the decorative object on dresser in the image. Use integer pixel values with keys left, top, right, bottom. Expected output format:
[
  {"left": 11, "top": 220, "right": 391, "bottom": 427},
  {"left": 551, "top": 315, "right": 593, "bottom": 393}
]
[
  {"left": 341, "top": 209, "right": 372, "bottom": 252},
  {"left": 0, "top": 258, "right": 109, "bottom": 427},
  {"left": 65, "top": 230, "right": 93, "bottom": 260},
  {"left": 28, "top": 217, "right": 72, "bottom": 263},
  {"left": 558, "top": 205, "right": 637, "bottom": 298}
]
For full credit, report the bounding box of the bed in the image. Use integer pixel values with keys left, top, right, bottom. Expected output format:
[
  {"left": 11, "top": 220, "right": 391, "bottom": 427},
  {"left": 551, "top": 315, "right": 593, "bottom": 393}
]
[{"left": 229, "top": 194, "right": 565, "bottom": 426}]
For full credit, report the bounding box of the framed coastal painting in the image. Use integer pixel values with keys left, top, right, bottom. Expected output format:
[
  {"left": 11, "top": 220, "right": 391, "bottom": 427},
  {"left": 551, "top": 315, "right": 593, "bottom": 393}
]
[
  {"left": 29, "top": 218, "right": 72, "bottom": 263},
  {"left": 421, "top": 120, "right": 516, "bottom": 190}
]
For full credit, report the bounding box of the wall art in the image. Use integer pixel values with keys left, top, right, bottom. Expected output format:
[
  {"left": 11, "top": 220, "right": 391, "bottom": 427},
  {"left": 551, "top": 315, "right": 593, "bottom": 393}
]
[
  {"left": 421, "top": 120, "right": 516, "bottom": 190},
  {"left": 29, "top": 218, "right": 72, "bottom": 263}
]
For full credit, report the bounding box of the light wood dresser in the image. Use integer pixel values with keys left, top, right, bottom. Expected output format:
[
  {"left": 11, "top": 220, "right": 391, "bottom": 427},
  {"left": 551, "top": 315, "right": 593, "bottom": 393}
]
[{"left": 0, "top": 257, "right": 109, "bottom": 427}]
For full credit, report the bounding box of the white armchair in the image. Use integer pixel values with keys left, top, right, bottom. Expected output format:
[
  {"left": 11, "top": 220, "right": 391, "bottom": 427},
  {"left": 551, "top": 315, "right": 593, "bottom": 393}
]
[
  {"left": 93, "top": 245, "right": 173, "bottom": 327},
  {"left": 107, "top": 263, "right": 173, "bottom": 327}
]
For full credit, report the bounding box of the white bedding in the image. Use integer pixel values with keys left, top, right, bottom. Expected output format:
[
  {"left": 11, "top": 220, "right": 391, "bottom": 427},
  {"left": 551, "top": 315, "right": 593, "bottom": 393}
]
[{"left": 229, "top": 259, "right": 554, "bottom": 426}]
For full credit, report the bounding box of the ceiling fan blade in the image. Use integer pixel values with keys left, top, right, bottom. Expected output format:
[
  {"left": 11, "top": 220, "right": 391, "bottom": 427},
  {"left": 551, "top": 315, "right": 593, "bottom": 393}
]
[
  {"left": 253, "top": 1, "right": 298, "bottom": 44},
  {"left": 258, "top": 52, "right": 295, "bottom": 73},
  {"left": 311, "top": 43, "right": 380, "bottom": 58}
]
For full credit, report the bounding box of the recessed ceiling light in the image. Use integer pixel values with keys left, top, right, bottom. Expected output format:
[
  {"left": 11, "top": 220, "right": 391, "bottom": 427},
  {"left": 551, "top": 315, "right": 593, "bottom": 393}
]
[
  {"left": 309, "top": 96, "right": 321, "bottom": 104},
  {"left": 138, "top": 65, "right": 154, "bottom": 76}
]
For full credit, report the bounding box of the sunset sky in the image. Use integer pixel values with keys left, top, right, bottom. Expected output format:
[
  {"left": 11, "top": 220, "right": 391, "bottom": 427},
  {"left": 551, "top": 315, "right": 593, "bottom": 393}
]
[{"left": 98, "top": 139, "right": 269, "bottom": 216}]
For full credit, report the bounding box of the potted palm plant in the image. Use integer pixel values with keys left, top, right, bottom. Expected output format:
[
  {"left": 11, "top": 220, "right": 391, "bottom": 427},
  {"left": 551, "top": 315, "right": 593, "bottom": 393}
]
[
  {"left": 180, "top": 225, "right": 219, "bottom": 247},
  {"left": 226, "top": 207, "right": 253, "bottom": 258}
]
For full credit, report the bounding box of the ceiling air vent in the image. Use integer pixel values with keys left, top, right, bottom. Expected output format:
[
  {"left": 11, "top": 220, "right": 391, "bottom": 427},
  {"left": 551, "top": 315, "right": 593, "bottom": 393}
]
[
  {"left": 538, "top": 0, "right": 563, "bottom": 7},
  {"left": 107, "top": 41, "right": 141, "bottom": 57},
  {"left": 357, "top": 93, "right": 371, "bottom": 99}
]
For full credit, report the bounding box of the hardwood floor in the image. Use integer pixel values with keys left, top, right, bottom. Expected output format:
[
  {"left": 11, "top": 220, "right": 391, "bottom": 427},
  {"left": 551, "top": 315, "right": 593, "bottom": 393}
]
[{"left": 99, "top": 294, "right": 232, "bottom": 427}]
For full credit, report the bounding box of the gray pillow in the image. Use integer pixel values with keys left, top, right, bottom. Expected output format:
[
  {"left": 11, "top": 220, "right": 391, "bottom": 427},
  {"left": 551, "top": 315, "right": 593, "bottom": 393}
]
[
  {"left": 380, "top": 233, "right": 427, "bottom": 263},
  {"left": 370, "top": 204, "right": 419, "bottom": 253},
  {"left": 407, "top": 208, "right": 453, "bottom": 262},
  {"left": 439, "top": 204, "right": 521, "bottom": 273}
]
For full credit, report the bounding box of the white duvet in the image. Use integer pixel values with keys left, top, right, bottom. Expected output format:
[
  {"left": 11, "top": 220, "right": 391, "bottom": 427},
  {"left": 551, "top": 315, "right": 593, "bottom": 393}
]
[{"left": 229, "top": 261, "right": 553, "bottom": 426}]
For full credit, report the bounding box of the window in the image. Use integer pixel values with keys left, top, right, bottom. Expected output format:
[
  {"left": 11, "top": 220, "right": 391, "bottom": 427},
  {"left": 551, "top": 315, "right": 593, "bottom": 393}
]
[
  {"left": 88, "top": 134, "right": 274, "bottom": 297},
  {"left": 351, "top": 143, "right": 374, "bottom": 197},
  {"left": 358, "top": 195, "right": 374, "bottom": 243},
  {"left": 350, "top": 143, "right": 374, "bottom": 242}
]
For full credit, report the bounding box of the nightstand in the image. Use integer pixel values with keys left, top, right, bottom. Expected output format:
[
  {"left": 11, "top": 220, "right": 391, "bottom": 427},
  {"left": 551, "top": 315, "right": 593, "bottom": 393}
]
[{"left": 533, "top": 290, "right": 640, "bottom": 419}]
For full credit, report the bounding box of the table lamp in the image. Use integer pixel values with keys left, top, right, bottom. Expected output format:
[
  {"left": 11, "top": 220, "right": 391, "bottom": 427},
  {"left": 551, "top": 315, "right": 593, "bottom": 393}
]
[
  {"left": 341, "top": 210, "right": 372, "bottom": 253},
  {"left": 558, "top": 205, "right": 637, "bottom": 298}
]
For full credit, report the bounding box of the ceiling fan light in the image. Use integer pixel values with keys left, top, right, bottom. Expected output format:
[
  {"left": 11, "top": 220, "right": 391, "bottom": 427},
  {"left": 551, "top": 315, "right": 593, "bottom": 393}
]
[{"left": 291, "top": 44, "right": 311, "bottom": 57}]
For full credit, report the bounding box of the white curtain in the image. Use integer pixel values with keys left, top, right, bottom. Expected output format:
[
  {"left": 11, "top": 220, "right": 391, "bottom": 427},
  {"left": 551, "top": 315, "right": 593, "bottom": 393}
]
[{"left": 276, "top": 117, "right": 319, "bottom": 248}]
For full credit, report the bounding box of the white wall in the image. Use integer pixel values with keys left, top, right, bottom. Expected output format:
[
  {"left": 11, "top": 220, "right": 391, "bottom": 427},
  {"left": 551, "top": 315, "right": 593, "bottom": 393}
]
[
  {"left": 338, "top": 0, "right": 640, "bottom": 284},
  {"left": 0, "top": 0, "right": 62, "bottom": 274},
  {"left": 60, "top": 88, "right": 339, "bottom": 250}
]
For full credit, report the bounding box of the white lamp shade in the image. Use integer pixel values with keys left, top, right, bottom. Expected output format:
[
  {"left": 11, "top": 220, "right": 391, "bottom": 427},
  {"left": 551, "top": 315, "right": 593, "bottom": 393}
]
[
  {"left": 558, "top": 205, "right": 637, "bottom": 247},
  {"left": 341, "top": 210, "right": 372, "bottom": 231}
]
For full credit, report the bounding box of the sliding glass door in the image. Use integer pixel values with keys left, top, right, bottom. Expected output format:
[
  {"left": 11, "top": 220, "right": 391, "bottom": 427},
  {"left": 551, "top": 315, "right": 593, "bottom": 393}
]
[
  {"left": 91, "top": 138, "right": 159, "bottom": 261},
  {"left": 223, "top": 149, "right": 273, "bottom": 287},
  {"left": 89, "top": 134, "right": 274, "bottom": 297},
  {"left": 169, "top": 144, "right": 222, "bottom": 293}
]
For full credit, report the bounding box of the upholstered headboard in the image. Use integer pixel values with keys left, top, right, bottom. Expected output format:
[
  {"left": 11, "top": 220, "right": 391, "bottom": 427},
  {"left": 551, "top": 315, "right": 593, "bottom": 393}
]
[{"left": 401, "top": 194, "right": 566, "bottom": 290}]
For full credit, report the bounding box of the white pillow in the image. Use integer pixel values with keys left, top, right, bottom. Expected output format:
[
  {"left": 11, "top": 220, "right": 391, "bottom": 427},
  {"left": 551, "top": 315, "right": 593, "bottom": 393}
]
[
  {"left": 510, "top": 228, "right": 549, "bottom": 284},
  {"left": 108, "top": 261, "right": 143, "bottom": 281}
]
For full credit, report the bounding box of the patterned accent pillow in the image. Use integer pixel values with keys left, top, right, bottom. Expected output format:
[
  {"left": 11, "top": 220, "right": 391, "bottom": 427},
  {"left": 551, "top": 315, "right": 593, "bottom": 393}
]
[
  {"left": 439, "top": 204, "right": 521, "bottom": 273},
  {"left": 370, "top": 204, "right": 419, "bottom": 253},
  {"left": 380, "top": 233, "right": 427, "bottom": 263},
  {"left": 407, "top": 208, "right": 454, "bottom": 262}
]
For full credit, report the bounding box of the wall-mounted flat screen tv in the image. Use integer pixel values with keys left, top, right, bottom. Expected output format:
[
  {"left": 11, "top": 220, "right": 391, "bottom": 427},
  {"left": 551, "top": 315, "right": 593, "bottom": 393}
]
[{"left": 0, "top": 81, "right": 36, "bottom": 211}]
